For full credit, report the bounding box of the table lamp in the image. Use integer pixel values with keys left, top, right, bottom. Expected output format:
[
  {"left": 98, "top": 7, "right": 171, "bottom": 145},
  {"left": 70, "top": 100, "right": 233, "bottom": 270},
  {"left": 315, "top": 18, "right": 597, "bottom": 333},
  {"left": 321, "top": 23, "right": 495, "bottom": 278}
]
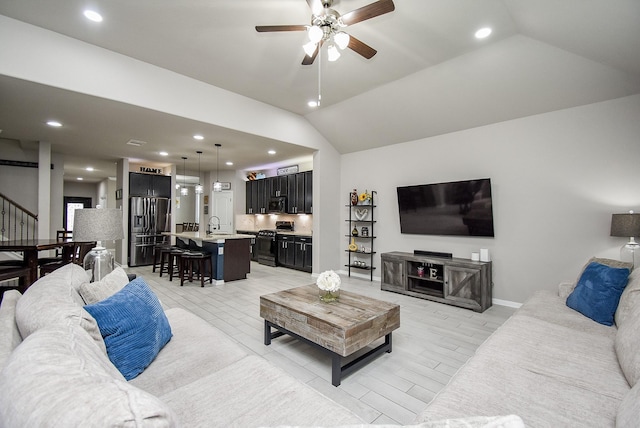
[
  {"left": 73, "top": 208, "right": 125, "bottom": 282},
  {"left": 610, "top": 211, "right": 640, "bottom": 269}
]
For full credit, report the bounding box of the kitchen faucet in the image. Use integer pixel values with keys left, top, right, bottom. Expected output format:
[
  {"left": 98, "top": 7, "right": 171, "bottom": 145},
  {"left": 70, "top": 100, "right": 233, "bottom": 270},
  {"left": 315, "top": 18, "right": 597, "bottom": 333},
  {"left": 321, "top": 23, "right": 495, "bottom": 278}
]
[{"left": 207, "top": 216, "right": 221, "bottom": 234}]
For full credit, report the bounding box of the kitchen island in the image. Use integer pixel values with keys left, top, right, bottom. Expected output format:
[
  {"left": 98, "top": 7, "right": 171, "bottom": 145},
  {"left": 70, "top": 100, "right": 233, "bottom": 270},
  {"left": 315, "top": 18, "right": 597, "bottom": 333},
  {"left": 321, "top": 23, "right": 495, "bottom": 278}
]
[{"left": 165, "top": 232, "right": 253, "bottom": 284}]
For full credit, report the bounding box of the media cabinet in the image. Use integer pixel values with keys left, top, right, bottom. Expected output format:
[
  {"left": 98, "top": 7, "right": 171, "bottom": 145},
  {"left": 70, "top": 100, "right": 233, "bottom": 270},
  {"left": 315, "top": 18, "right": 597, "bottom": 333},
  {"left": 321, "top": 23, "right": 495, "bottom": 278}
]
[{"left": 380, "top": 251, "right": 492, "bottom": 312}]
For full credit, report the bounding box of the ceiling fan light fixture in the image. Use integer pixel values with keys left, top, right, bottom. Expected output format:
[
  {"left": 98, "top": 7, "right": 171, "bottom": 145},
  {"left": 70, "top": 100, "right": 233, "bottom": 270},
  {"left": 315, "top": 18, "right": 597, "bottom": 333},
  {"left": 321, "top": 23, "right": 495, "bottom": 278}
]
[
  {"left": 334, "top": 31, "right": 350, "bottom": 50},
  {"left": 308, "top": 25, "right": 323, "bottom": 43},
  {"left": 327, "top": 44, "right": 340, "bottom": 61},
  {"left": 303, "top": 41, "right": 317, "bottom": 57},
  {"left": 213, "top": 143, "right": 222, "bottom": 193}
]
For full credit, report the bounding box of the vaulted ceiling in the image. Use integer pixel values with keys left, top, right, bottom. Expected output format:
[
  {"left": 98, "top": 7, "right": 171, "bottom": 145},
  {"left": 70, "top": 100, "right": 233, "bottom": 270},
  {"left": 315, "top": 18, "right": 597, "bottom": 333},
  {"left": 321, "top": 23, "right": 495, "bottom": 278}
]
[{"left": 1, "top": 0, "right": 639, "bottom": 181}]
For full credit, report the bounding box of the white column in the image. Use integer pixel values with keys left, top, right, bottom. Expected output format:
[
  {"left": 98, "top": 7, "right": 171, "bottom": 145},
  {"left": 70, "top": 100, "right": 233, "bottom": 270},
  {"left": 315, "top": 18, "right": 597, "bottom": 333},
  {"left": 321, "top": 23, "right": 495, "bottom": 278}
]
[{"left": 38, "top": 141, "right": 51, "bottom": 239}]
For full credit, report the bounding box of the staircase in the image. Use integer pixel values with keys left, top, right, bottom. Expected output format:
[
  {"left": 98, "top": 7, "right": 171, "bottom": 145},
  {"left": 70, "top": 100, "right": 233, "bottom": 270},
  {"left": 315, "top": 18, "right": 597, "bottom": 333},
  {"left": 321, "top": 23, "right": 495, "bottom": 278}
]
[{"left": 0, "top": 192, "right": 38, "bottom": 242}]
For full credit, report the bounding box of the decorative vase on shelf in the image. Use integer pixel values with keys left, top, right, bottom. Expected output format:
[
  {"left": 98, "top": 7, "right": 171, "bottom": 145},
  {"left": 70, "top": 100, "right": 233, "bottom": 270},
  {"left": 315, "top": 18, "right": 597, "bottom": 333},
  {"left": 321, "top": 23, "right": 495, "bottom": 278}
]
[
  {"left": 350, "top": 189, "right": 358, "bottom": 206},
  {"left": 358, "top": 190, "right": 372, "bottom": 205},
  {"left": 317, "top": 270, "right": 341, "bottom": 303}
]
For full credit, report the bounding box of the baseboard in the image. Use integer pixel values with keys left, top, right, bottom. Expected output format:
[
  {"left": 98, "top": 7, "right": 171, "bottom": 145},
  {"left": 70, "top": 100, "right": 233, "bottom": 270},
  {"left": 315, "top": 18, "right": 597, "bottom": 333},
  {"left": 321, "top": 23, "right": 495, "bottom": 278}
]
[{"left": 492, "top": 298, "right": 522, "bottom": 308}]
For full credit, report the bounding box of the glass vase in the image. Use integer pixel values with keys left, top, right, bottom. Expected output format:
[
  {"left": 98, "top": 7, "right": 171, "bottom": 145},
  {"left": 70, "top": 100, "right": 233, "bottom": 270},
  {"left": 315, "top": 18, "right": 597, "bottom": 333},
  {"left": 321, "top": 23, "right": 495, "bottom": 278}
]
[{"left": 319, "top": 288, "right": 340, "bottom": 303}]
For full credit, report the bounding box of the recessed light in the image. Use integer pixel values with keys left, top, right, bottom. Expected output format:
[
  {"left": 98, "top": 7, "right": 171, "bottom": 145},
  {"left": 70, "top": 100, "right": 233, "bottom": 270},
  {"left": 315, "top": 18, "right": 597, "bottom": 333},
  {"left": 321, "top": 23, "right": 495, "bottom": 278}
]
[
  {"left": 193, "top": 135, "right": 204, "bottom": 140},
  {"left": 46, "top": 120, "right": 62, "bottom": 127},
  {"left": 159, "top": 151, "right": 169, "bottom": 156},
  {"left": 77, "top": 177, "right": 84, "bottom": 181},
  {"left": 268, "top": 150, "right": 276, "bottom": 155},
  {"left": 83, "top": 10, "right": 103, "bottom": 22},
  {"left": 475, "top": 27, "right": 492, "bottom": 39},
  {"left": 308, "top": 100, "right": 319, "bottom": 107},
  {"left": 226, "top": 161, "right": 234, "bottom": 166},
  {"left": 86, "top": 167, "right": 94, "bottom": 172}
]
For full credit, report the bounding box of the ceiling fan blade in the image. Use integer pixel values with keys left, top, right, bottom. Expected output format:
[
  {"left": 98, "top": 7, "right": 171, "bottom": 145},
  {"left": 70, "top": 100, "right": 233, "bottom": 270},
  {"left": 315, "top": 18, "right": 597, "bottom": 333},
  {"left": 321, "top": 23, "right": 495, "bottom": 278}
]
[
  {"left": 341, "top": 0, "right": 395, "bottom": 26},
  {"left": 255, "top": 25, "right": 307, "bottom": 32},
  {"left": 347, "top": 35, "right": 377, "bottom": 59},
  {"left": 302, "top": 41, "right": 322, "bottom": 65}
]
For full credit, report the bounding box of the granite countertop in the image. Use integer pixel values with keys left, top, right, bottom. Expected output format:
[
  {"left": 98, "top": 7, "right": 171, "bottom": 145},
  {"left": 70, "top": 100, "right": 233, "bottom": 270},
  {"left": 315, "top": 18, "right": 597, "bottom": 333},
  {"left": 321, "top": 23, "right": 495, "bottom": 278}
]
[
  {"left": 165, "top": 231, "right": 254, "bottom": 242},
  {"left": 236, "top": 229, "right": 312, "bottom": 237}
]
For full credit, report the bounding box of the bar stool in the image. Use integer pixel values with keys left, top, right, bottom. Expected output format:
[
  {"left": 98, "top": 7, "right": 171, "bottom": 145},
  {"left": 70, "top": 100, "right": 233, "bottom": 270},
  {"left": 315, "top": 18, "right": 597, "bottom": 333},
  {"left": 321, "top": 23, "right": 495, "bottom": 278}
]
[
  {"left": 152, "top": 243, "right": 172, "bottom": 273},
  {"left": 163, "top": 248, "right": 186, "bottom": 280},
  {"left": 177, "top": 251, "right": 212, "bottom": 287}
]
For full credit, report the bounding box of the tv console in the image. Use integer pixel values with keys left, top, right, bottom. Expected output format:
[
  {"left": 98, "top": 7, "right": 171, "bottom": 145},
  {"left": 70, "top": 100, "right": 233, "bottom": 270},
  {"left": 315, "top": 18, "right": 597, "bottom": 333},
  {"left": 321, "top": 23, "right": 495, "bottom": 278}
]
[
  {"left": 381, "top": 251, "right": 492, "bottom": 312},
  {"left": 414, "top": 250, "right": 452, "bottom": 258}
]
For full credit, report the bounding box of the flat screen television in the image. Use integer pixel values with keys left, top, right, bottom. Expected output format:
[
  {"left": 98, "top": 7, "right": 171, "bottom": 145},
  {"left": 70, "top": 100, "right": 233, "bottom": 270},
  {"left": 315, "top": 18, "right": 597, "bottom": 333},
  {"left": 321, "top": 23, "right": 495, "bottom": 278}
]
[{"left": 396, "top": 178, "right": 494, "bottom": 237}]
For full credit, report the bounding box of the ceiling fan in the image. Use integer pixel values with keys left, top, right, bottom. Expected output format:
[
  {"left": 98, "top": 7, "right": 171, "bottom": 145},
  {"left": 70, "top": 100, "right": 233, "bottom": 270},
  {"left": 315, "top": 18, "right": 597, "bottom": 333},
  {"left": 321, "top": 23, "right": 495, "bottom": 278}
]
[{"left": 255, "top": 0, "right": 395, "bottom": 65}]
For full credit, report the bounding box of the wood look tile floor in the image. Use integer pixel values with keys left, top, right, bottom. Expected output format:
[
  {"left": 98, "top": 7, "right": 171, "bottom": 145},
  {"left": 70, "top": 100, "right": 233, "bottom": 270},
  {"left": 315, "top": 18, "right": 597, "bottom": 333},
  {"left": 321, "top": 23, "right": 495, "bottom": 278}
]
[{"left": 128, "top": 262, "right": 516, "bottom": 425}]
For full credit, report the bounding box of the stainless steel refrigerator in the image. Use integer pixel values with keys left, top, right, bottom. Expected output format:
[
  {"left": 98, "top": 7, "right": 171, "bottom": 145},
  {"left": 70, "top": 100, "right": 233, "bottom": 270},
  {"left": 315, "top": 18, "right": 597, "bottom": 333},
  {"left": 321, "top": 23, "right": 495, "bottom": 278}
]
[{"left": 129, "top": 197, "right": 171, "bottom": 267}]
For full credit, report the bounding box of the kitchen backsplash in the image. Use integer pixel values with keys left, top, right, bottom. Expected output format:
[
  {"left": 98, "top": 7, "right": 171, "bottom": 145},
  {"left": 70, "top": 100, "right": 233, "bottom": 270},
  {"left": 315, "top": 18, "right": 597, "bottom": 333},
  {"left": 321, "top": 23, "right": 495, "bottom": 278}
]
[{"left": 235, "top": 214, "right": 313, "bottom": 235}]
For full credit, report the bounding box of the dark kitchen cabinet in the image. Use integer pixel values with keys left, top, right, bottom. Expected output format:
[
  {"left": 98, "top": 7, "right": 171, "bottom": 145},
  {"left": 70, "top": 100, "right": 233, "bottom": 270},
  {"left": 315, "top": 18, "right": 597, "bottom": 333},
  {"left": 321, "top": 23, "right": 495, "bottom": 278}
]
[
  {"left": 295, "top": 236, "right": 312, "bottom": 272},
  {"left": 245, "top": 180, "right": 258, "bottom": 214},
  {"left": 277, "top": 235, "right": 312, "bottom": 272},
  {"left": 245, "top": 171, "right": 312, "bottom": 215},
  {"left": 245, "top": 179, "right": 268, "bottom": 214},
  {"left": 256, "top": 179, "right": 268, "bottom": 214},
  {"left": 304, "top": 171, "right": 313, "bottom": 213},
  {"left": 277, "top": 235, "right": 296, "bottom": 268},
  {"left": 129, "top": 173, "right": 171, "bottom": 197},
  {"left": 286, "top": 171, "right": 313, "bottom": 214},
  {"left": 270, "top": 176, "right": 288, "bottom": 197}
]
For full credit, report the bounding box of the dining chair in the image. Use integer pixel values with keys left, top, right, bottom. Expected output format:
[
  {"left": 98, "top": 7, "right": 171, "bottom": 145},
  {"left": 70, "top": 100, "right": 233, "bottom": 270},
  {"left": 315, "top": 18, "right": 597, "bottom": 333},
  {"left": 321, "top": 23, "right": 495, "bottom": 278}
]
[
  {"left": 37, "top": 229, "right": 73, "bottom": 266},
  {"left": 39, "top": 241, "right": 96, "bottom": 277},
  {"left": 0, "top": 265, "right": 31, "bottom": 301}
]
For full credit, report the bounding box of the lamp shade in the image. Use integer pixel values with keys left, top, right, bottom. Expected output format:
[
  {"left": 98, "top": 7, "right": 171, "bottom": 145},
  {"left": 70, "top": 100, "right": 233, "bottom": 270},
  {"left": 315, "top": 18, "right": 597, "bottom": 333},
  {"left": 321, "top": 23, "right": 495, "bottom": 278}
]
[
  {"left": 73, "top": 208, "right": 124, "bottom": 242},
  {"left": 611, "top": 213, "right": 640, "bottom": 237}
]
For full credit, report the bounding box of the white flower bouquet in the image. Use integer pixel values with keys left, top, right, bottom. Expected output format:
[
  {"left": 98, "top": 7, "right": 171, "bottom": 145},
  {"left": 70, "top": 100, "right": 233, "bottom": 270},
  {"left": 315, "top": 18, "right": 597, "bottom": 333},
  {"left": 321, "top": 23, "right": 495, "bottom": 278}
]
[{"left": 316, "top": 270, "right": 341, "bottom": 302}]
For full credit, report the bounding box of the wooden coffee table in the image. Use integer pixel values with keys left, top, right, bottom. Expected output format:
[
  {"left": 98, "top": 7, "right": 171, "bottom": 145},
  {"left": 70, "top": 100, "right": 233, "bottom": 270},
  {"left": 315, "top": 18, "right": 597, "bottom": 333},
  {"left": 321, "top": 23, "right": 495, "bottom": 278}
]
[{"left": 260, "top": 284, "right": 400, "bottom": 386}]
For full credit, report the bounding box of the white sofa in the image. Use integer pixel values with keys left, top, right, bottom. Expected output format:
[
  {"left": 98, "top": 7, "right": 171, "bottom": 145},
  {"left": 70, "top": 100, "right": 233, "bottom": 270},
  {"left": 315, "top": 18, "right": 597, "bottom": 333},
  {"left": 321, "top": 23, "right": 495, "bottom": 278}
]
[
  {"left": 0, "top": 264, "right": 365, "bottom": 427},
  {"left": 415, "top": 258, "right": 640, "bottom": 427},
  {"left": 0, "top": 263, "right": 528, "bottom": 428}
]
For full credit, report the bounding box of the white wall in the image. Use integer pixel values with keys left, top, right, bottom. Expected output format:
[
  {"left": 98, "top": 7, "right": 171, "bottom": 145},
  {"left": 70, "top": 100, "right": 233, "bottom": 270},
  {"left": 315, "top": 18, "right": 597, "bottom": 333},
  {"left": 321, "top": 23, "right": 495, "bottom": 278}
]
[
  {"left": 0, "top": 16, "right": 343, "bottom": 274},
  {"left": 0, "top": 139, "right": 64, "bottom": 237},
  {"left": 0, "top": 139, "right": 39, "bottom": 213},
  {"left": 341, "top": 94, "right": 640, "bottom": 304}
]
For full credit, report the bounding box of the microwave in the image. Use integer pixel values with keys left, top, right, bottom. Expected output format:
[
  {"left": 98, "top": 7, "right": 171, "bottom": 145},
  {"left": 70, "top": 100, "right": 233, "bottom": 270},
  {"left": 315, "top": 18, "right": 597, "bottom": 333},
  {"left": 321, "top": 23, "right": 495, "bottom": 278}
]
[{"left": 268, "top": 196, "right": 287, "bottom": 214}]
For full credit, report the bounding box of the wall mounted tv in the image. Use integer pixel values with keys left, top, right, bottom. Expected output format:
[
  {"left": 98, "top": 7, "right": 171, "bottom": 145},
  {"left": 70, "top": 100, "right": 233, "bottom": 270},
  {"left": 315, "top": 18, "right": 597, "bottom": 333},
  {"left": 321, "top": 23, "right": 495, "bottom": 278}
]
[{"left": 396, "top": 178, "right": 494, "bottom": 237}]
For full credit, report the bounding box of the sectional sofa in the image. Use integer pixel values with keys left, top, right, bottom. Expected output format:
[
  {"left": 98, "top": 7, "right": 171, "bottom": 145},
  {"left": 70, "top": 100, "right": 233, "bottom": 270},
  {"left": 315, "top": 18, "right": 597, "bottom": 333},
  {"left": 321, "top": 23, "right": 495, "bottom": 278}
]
[
  {"left": 0, "top": 264, "right": 365, "bottom": 427},
  {"left": 0, "top": 263, "right": 526, "bottom": 427},
  {"left": 415, "top": 258, "right": 639, "bottom": 427}
]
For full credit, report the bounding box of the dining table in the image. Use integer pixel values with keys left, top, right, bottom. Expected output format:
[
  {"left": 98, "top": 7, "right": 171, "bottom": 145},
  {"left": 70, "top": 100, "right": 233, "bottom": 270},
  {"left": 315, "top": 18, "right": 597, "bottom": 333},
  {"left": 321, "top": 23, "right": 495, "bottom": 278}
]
[{"left": 0, "top": 239, "right": 75, "bottom": 290}]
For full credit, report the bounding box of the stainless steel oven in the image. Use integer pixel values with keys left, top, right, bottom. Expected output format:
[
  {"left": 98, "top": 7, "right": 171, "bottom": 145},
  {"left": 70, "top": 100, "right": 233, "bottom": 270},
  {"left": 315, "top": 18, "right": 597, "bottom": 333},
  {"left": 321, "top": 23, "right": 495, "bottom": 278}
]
[{"left": 256, "top": 221, "right": 294, "bottom": 266}]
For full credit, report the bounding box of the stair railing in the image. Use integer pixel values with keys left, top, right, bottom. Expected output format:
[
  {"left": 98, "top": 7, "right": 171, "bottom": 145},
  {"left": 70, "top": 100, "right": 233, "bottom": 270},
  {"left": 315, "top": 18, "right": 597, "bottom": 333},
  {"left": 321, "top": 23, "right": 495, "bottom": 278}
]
[{"left": 0, "top": 192, "right": 38, "bottom": 242}]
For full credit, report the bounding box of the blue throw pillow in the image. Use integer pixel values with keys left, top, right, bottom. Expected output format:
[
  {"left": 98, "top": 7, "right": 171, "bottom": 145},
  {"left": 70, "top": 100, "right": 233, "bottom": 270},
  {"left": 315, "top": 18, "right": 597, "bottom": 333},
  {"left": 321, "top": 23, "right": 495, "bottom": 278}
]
[
  {"left": 84, "top": 277, "right": 172, "bottom": 380},
  {"left": 566, "top": 261, "right": 631, "bottom": 326}
]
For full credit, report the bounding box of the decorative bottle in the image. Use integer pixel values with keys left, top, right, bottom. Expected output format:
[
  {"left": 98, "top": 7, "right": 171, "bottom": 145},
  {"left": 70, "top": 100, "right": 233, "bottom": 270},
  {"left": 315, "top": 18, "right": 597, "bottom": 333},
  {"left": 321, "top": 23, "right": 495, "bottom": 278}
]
[{"left": 350, "top": 189, "right": 358, "bottom": 206}]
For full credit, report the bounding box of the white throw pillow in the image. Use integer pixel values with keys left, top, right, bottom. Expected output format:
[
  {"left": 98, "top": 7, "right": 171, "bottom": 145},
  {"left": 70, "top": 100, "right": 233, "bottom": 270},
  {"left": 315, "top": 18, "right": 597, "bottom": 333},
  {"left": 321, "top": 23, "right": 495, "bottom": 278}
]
[
  {"left": 78, "top": 266, "right": 131, "bottom": 304},
  {"left": 615, "top": 268, "right": 640, "bottom": 327},
  {"left": 14, "top": 263, "right": 105, "bottom": 352}
]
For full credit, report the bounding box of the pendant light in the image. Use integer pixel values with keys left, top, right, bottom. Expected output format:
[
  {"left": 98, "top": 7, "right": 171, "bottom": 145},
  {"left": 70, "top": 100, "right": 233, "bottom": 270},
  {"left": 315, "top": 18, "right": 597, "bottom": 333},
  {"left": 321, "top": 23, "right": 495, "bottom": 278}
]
[
  {"left": 213, "top": 144, "right": 222, "bottom": 192},
  {"left": 195, "top": 151, "right": 203, "bottom": 194},
  {"left": 180, "top": 157, "right": 188, "bottom": 196}
]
